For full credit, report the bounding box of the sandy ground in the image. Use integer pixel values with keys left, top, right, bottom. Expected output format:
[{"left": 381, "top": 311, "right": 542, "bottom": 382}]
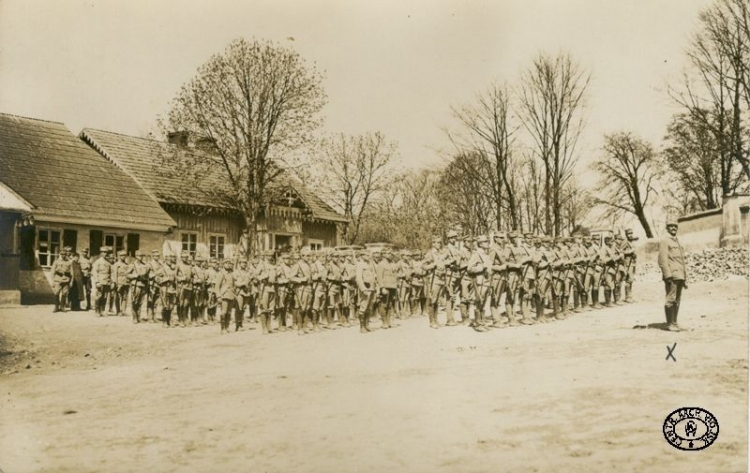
[{"left": 0, "top": 279, "right": 747, "bottom": 473}]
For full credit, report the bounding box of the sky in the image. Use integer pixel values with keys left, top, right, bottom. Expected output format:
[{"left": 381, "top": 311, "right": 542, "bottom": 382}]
[{"left": 0, "top": 0, "right": 712, "bottom": 178}]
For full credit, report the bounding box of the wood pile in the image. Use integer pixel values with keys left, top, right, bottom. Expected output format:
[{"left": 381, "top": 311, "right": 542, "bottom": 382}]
[{"left": 637, "top": 247, "right": 749, "bottom": 282}]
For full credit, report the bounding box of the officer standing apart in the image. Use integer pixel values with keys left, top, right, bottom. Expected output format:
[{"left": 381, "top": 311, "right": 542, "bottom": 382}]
[{"left": 658, "top": 219, "right": 687, "bottom": 332}]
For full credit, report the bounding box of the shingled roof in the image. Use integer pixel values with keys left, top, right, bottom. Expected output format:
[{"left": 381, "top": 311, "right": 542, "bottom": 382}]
[
  {"left": 80, "top": 128, "right": 348, "bottom": 223},
  {"left": 0, "top": 114, "right": 176, "bottom": 230}
]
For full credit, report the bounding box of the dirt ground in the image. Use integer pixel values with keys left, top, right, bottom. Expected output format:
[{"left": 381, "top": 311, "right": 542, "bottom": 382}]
[{"left": 0, "top": 279, "right": 747, "bottom": 473}]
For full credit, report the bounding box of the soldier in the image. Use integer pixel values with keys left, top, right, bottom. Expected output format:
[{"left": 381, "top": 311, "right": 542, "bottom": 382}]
[
  {"left": 505, "top": 231, "right": 528, "bottom": 325},
  {"left": 409, "top": 250, "right": 426, "bottom": 317},
  {"left": 91, "top": 247, "right": 113, "bottom": 317},
  {"left": 206, "top": 258, "right": 220, "bottom": 324},
  {"left": 551, "top": 237, "right": 570, "bottom": 319},
  {"left": 146, "top": 250, "right": 163, "bottom": 322},
  {"left": 620, "top": 229, "right": 637, "bottom": 303},
  {"left": 256, "top": 251, "right": 278, "bottom": 334},
  {"left": 112, "top": 250, "right": 132, "bottom": 317},
  {"left": 658, "top": 219, "right": 687, "bottom": 331},
  {"left": 246, "top": 257, "right": 260, "bottom": 324},
  {"left": 612, "top": 234, "right": 627, "bottom": 305},
  {"left": 355, "top": 250, "right": 378, "bottom": 333},
  {"left": 128, "top": 250, "right": 150, "bottom": 323},
  {"left": 569, "top": 234, "right": 589, "bottom": 312},
  {"left": 376, "top": 249, "right": 399, "bottom": 329},
  {"left": 105, "top": 251, "right": 117, "bottom": 314},
  {"left": 192, "top": 256, "right": 209, "bottom": 325},
  {"left": 534, "top": 236, "right": 555, "bottom": 322},
  {"left": 51, "top": 247, "right": 73, "bottom": 313},
  {"left": 489, "top": 232, "right": 510, "bottom": 327},
  {"left": 457, "top": 236, "right": 474, "bottom": 325},
  {"left": 600, "top": 235, "right": 619, "bottom": 307},
  {"left": 442, "top": 230, "right": 465, "bottom": 326},
  {"left": 292, "top": 249, "right": 314, "bottom": 335},
  {"left": 214, "top": 259, "right": 237, "bottom": 334},
  {"left": 155, "top": 255, "right": 178, "bottom": 327},
  {"left": 467, "top": 235, "right": 492, "bottom": 332},
  {"left": 275, "top": 252, "right": 295, "bottom": 331},
  {"left": 79, "top": 248, "right": 92, "bottom": 311},
  {"left": 517, "top": 233, "right": 538, "bottom": 324},
  {"left": 422, "top": 236, "right": 446, "bottom": 329},
  {"left": 309, "top": 251, "right": 328, "bottom": 332},
  {"left": 395, "top": 250, "right": 412, "bottom": 319},
  {"left": 175, "top": 251, "right": 194, "bottom": 327},
  {"left": 587, "top": 235, "right": 604, "bottom": 309},
  {"left": 326, "top": 251, "right": 345, "bottom": 328},
  {"left": 234, "top": 259, "right": 251, "bottom": 330},
  {"left": 341, "top": 250, "right": 358, "bottom": 326}
]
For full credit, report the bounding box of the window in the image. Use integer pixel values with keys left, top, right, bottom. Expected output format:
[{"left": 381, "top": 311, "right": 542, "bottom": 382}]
[
  {"left": 38, "top": 228, "right": 61, "bottom": 267},
  {"left": 182, "top": 233, "right": 198, "bottom": 257},
  {"left": 308, "top": 239, "right": 324, "bottom": 251},
  {"left": 104, "top": 234, "right": 124, "bottom": 254},
  {"left": 209, "top": 235, "right": 225, "bottom": 260}
]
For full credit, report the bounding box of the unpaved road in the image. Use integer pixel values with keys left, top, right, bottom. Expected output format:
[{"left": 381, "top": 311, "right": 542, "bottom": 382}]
[{"left": 0, "top": 279, "right": 747, "bottom": 473}]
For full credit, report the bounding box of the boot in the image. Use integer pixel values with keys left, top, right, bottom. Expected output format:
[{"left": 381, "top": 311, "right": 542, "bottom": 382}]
[
  {"left": 613, "top": 287, "right": 622, "bottom": 305},
  {"left": 445, "top": 300, "right": 457, "bottom": 326},
  {"left": 604, "top": 290, "right": 612, "bottom": 307},
  {"left": 506, "top": 303, "right": 519, "bottom": 326},
  {"left": 460, "top": 304, "right": 471, "bottom": 325},
  {"left": 624, "top": 285, "right": 633, "bottom": 303},
  {"left": 163, "top": 309, "right": 171, "bottom": 327},
  {"left": 359, "top": 313, "right": 367, "bottom": 333},
  {"left": 591, "top": 288, "right": 601, "bottom": 309},
  {"left": 520, "top": 298, "right": 534, "bottom": 324},
  {"left": 573, "top": 290, "right": 582, "bottom": 313},
  {"left": 364, "top": 311, "right": 372, "bottom": 332},
  {"left": 53, "top": 299, "right": 61, "bottom": 313},
  {"left": 429, "top": 305, "right": 439, "bottom": 328},
  {"left": 535, "top": 296, "right": 546, "bottom": 322},
  {"left": 312, "top": 310, "right": 321, "bottom": 332},
  {"left": 553, "top": 297, "right": 563, "bottom": 320}
]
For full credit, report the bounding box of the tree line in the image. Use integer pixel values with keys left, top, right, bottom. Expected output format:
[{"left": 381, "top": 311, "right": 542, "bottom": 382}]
[{"left": 157, "top": 0, "right": 750, "bottom": 249}]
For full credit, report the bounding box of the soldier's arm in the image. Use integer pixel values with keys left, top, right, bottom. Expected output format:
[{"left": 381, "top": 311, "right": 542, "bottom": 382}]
[{"left": 658, "top": 239, "right": 672, "bottom": 280}]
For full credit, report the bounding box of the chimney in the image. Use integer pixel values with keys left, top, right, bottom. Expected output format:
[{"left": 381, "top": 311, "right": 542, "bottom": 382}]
[
  {"left": 195, "top": 136, "right": 217, "bottom": 151},
  {"left": 167, "top": 131, "right": 189, "bottom": 147}
]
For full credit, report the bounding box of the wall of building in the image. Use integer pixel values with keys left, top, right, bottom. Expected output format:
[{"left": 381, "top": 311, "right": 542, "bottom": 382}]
[
  {"left": 676, "top": 209, "right": 723, "bottom": 252},
  {"left": 302, "top": 221, "right": 338, "bottom": 248},
  {"left": 167, "top": 210, "right": 243, "bottom": 260}
]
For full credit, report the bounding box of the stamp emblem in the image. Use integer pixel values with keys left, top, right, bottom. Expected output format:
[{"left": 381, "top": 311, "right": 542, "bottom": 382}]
[{"left": 663, "top": 407, "right": 719, "bottom": 451}]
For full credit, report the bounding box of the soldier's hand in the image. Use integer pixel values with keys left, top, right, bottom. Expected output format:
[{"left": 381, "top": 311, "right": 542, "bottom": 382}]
[{"left": 683, "top": 282, "right": 688, "bottom": 290}]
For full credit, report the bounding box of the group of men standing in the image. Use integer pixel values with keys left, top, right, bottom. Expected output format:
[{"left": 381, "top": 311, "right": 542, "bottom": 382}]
[{"left": 51, "top": 227, "right": 639, "bottom": 336}]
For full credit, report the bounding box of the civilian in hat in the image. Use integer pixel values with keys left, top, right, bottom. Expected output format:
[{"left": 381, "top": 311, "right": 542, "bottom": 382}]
[
  {"left": 658, "top": 219, "right": 687, "bottom": 331},
  {"left": 51, "top": 247, "right": 73, "bottom": 313}
]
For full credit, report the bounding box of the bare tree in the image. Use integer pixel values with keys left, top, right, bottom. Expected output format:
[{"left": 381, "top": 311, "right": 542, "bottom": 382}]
[
  {"left": 446, "top": 83, "right": 520, "bottom": 230},
  {"left": 437, "top": 152, "right": 494, "bottom": 236},
  {"left": 311, "top": 132, "right": 397, "bottom": 244},
  {"left": 159, "top": 38, "right": 326, "bottom": 255},
  {"left": 670, "top": 0, "right": 750, "bottom": 190},
  {"left": 517, "top": 52, "right": 590, "bottom": 236},
  {"left": 663, "top": 111, "right": 725, "bottom": 210},
  {"left": 593, "top": 132, "right": 660, "bottom": 238}
]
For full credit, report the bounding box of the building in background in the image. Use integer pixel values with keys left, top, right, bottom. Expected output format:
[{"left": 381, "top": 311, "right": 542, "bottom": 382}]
[
  {"left": 0, "top": 114, "right": 176, "bottom": 303},
  {"left": 80, "top": 128, "right": 347, "bottom": 258}
]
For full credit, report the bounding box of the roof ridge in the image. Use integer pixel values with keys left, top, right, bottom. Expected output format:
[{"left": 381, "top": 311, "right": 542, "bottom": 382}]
[
  {"left": 0, "top": 112, "right": 65, "bottom": 125},
  {"left": 81, "top": 127, "right": 162, "bottom": 143}
]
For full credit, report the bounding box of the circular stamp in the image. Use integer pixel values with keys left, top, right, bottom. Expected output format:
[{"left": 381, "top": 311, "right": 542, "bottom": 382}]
[{"left": 663, "top": 407, "right": 719, "bottom": 451}]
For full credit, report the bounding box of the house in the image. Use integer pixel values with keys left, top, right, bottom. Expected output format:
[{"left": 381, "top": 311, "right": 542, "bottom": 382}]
[
  {"left": 79, "top": 128, "right": 347, "bottom": 259},
  {"left": 0, "top": 113, "right": 177, "bottom": 303}
]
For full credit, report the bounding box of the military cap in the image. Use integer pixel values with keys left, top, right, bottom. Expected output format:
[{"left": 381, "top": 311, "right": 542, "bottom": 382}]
[
  {"left": 209, "top": 257, "right": 218, "bottom": 263},
  {"left": 542, "top": 236, "right": 553, "bottom": 243},
  {"left": 614, "top": 233, "right": 624, "bottom": 240},
  {"left": 117, "top": 250, "right": 127, "bottom": 256},
  {"left": 493, "top": 231, "right": 507, "bottom": 239},
  {"left": 624, "top": 228, "right": 634, "bottom": 234},
  {"left": 63, "top": 246, "right": 73, "bottom": 253},
  {"left": 476, "top": 235, "right": 489, "bottom": 244},
  {"left": 604, "top": 235, "right": 613, "bottom": 241},
  {"left": 194, "top": 255, "right": 206, "bottom": 262},
  {"left": 223, "top": 258, "right": 234, "bottom": 264},
  {"left": 180, "top": 250, "right": 190, "bottom": 257},
  {"left": 508, "top": 230, "right": 520, "bottom": 238},
  {"left": 135, "top": 250, "right": 145, "bottom": 256},
  {"left": 666, "top": 218, "right": 678, "bottom": 227},
  {"left": 399, "top": 249, "right": 411, "bottom": 256},
  {"left": 100, "top": 246, "right": 110, "bottom": 253},
  {"left": 446, "top": 230, "right": 459, "bottom": 239},
  {"left": 523, "top": 232, "right": 533, "bottom": 239},
  {"left": 431, "top": 235, "right": 442, "bottom": 242},
  {"left": 151, "top": 249, "right": 161, "bottom": 256}
]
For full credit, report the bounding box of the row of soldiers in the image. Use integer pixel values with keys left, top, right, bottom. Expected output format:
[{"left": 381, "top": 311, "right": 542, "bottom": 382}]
[{"left": 54, "top": 228, "right": 637, "bottom": 335}]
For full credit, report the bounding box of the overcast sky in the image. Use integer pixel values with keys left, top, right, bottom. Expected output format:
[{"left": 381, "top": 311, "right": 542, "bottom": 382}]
[{"left": 0, "top": 0, "right": 712, "bottom": 176}]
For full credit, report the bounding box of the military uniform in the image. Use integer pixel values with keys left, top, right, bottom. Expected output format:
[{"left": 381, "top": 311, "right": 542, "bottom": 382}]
[
  {"left": 192, "top": 257, "right": 209, "bottom": 325},
  {"left": 275, "top": 254, "right": 295, "bottom": 331},
  {"left": 256, "top": 253, "right": 278, "bottom": 334},
  {"left": 658, "top": 220, "right": 687, "bottom": 331},
  {"left": 175, "top": 252, "right": 194, "bottom": 327},
  {"left": 155, "top": 256, "right": 178, "bottom": 327},
  {"left": 112, "top": 250, "right": 132, "bottom": 316},
  {"left": 620, "top": 230, "right": 637, "bottom": 303},
  {"left": 409, "top": 252, "right": 426, "bottom": 317},
  {"left": 147, "top": 250, "right": 163, "bottom": 322},
  {"left": 50, "top": 247, "right": 73, "bottom": 312},
  {"left": 355, "top": 252, "right": 378, "bottom": 333},
  {"left": 422, "top": 237, "right": 445, "bottom": 328},
  {"left": 326, "top": 254, "right": 345, "bottom": 328},
  {"left": 466, "top": 235, "right": 492, "bottom": 331},
  {"left": 489, "top": 233, "right": 510, "bottom": 326},
  {"left": 205, "top": 259, "right": 220, "bottom": 323},
  {"left": 375, "top": 252, "right": 398, "bottom": 329},
  {"left": 310, "top": 255, "right": 328, "bottom": 332},
  {"left": 234, "top": 261, "right": 251, "bottom": 330},
  {"left": 79, "top": 250, "right": 92, "bottom": 311},
  {"left": 292, "top": 253, "right": 314, "bottom": 334},
  {"left": 214, "top": 260, "right": 237, "bottom": 334},
  {"left": 442, "top": 230, "right": 463, "bottom": 326},
  {"left": 91, "top": 247, "right": 113, "bottom": 316},
  {"left": 128, "top": 251, "right": 150, "bottom": 323},
  {"left": 342, "top": 253, "right": 358, "bottom": 325}
]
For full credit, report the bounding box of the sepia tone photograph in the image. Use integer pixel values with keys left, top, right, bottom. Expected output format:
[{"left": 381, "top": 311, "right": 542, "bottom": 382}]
[{"left": 0, "top": 1, "right": 747, "bottom": 471}]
